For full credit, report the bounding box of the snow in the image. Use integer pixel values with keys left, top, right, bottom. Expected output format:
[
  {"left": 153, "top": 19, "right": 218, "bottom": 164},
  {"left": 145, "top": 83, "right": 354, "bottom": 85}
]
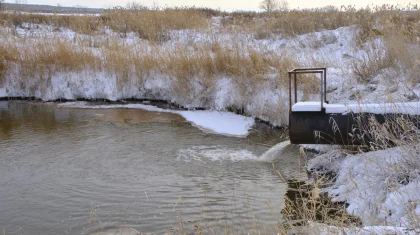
[
  {"left": 0, "top": 88, "right": 6, "bottom": 98},
  {"left": 309, "top": 146, "right": 420, "bottom": 226},
  {"left": 292, "top": 102, "right": 347, "bottom": 113},
  {"left": 179, "top": 110, "right": 254, "bottom": 137},
  {"left": 293, "top": 101, "right": 420, "bottom": 115},
  {"left": 305, "top": 221, "right": 420, "bottom": 235},
  {"left": 58, "top": 102, "right": 255, "bottom": 137}
]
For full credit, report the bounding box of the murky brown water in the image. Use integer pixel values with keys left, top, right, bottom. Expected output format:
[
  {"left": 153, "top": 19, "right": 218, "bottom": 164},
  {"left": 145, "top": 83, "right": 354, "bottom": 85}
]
[{"left": 0, "top": 101, "right": 307, "bottom": 235}]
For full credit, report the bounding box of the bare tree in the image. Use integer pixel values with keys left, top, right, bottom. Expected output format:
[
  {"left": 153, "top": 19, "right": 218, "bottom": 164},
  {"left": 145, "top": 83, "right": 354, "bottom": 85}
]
[
  {"left": 259, "top": 0, "right": 278, "bottom": 13},
  {"left": 0, "top": 0, "right": 4, "bottom": 10},
  {"left": 259, "top": 0, "right": 289, "bottom": 13}
]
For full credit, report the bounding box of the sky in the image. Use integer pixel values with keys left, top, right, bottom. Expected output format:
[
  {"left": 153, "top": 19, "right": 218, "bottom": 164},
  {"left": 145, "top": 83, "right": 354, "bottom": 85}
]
[{"left": 5, "top": 0, "right": 419, "bottom": 11}]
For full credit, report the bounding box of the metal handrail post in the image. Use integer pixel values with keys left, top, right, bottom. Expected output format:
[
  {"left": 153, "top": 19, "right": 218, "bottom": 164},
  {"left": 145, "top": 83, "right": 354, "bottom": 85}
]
[
  {"left": 320, "top": 70, "right": 324, "bottom": 111},
  {"left": 289, "top": 72, "right": 292, "bottom": 113},
  {"left": 294, "top": 72, "right": 297, "bottom": 105},
  {"left": 288, "top": 68, "right": 328, "bottom": 113}
]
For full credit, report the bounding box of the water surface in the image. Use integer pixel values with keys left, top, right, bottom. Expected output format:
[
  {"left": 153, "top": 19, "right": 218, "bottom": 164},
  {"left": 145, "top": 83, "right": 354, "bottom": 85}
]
[{"left": 0, "top": 101, "right": 306, "bottom": 234}]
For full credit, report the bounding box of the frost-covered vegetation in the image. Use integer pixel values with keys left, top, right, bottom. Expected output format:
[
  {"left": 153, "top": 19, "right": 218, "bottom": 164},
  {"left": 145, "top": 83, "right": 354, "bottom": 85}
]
[
  {"left": 304, "top": 113, "right": 420, "bottom": 232},
  {"left": 1, "top": 4, "right": 420, "bottom": 232},
  {"left": 1, "top": 4, "right": 419, "bottom": 126}
]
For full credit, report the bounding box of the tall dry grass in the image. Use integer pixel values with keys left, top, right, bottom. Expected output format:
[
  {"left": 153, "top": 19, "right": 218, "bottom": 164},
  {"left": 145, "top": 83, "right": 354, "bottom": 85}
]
[
  {"left": 0, "top": 12, "right": 102, "bottom": 35},
  {"left": 0, "top": 4, "right": 419, "bottom": 113},
  {"left": 0, "top": 36, "right": 298, "bottom": 98},
  {"left": 2, "top": 4, "right": 419, "bottom": 40},
  {"left": 102, "top": 4, "right": 208, "bottom": 42},
  {"left": 0, "top": 4, "right": 209, "bottom": 41},
  {"left": 281, "top": 179, "right": 362, "bottom": 230},
  {"left": 221, "top": 5, "right": 420, "bottom": 40},
  {"left": 352, "top": 33, "right": 420, "bottom": 84}
]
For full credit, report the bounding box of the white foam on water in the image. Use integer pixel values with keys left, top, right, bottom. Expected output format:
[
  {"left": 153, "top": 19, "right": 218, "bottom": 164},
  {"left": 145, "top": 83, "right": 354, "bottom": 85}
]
[
  {"left": 177, "top": 146, "right": 258, "bottom": 163},
  {"left": 178, "top": 141, "right": 294, "bottom": 163},
  {"left": 259, "top": 140, "right": 291, "bottom": 161}
]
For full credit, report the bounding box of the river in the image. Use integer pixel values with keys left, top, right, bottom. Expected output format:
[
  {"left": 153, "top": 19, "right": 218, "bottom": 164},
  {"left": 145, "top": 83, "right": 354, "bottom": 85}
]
[{"left": 0, "top": 101, "right": 307, "bottom": 234}]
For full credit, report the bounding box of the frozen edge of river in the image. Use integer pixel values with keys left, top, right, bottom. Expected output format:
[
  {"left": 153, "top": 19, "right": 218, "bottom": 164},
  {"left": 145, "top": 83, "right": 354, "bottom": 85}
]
[{"left": 57, "top": 101, "right": 255, "bottom": 137}]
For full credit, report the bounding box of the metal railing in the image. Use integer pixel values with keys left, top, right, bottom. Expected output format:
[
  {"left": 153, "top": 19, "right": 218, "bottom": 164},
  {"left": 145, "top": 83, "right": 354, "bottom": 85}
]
[{"left": 288, "top": 68, "right": 328, "bottom": 112}]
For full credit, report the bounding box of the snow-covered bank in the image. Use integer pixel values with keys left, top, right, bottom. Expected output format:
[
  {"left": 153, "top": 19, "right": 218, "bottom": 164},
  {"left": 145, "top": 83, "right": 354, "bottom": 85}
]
[
  {"left": 0, "top": 69, "right": 289, "bottom": 126},
  {"left": 58, "top": 102, "right": 255, "bottom": 137},
  {"left": 308, "top": 145, "right": 420, "bottom": 227},
  {"left": 304, "top": 221, "right": 420, "bottom": 235},
  {"left": 1, "top": 20, "right": 419, "bottom": 127}
]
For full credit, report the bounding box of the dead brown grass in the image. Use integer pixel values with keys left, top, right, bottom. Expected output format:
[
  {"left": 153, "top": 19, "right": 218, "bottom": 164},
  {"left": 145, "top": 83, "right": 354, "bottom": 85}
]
[
  {"left": 0, "top": 4, "right": 209, "bottom": 41},
  {"left": 221, "top": 5, "right": 420, "bottom": 41},
  {"left": 1, "top": 4, "right": 419, "bottom": 103},
  {"left": 352, "top": 33, "right": 420, "bottom": 83},
  {"left": 0, "top": 12, "right": 102, "bottom": 35},
  {"left": 0, "top": 39, "right": 98, "bottom": 91},
  {"left": 1, "top": 4, "right": 418, "bottom": 42},
  {"left": 0, "top": 35, "right": 298, "bottom": 97},
  {"left": 281, "top": 179, "right": 362, "bottom": 229},
  {"left": 102, "top": 5, "right": 208, "bottom": 42}
]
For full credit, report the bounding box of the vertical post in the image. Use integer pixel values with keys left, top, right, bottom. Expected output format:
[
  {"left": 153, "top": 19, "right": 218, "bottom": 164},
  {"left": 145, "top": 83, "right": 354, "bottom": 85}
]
[
  {"left": 289, "top": 72, "right": 292, "bottom": 113},
  {"left": 294, "top": 72, "right": 297, "bottom": 105},
  {"left": 320, "top": 71, "right": 324, "bottom": 111},
  {"left": 323, "top": 68, "right": 327, "bottom": 104}
]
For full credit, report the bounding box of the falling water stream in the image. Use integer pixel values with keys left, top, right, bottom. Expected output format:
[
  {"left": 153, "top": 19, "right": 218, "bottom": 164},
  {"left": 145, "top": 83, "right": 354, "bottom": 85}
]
[{"left": 0, "top": 101, "right": 307, "bottom": 234}]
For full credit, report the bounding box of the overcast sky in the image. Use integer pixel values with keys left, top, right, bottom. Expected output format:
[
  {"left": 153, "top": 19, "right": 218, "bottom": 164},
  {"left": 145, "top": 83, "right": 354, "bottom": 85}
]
[{"left": 5, "top": 0, "right": 418, "bottom": 10}]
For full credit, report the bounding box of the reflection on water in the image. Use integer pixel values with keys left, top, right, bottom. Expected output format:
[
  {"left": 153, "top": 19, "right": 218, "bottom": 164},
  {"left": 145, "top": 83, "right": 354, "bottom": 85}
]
[
  {"left": 0, "top": 101, "right": 59, "bottom": 136},
  {"left": 0, "top": 101, "right": 307, "bottom": 235},
  {"left": 84, "top": 108, "right": 186, "bottom": 124}
]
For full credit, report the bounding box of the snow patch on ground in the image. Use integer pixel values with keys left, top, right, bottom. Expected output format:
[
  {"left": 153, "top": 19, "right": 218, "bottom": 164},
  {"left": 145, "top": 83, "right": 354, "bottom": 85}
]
[
  {"left": 58, "top": 102, "right": 255, "bottom": 137},
  {"left": 0, "top": 88, "right": 6, "bottom": 98},
  {"left": 309, "top": 146, "right": 420, "bottom": 226},
  {"left": 304, "top": 221, "right": 420, "bottom": 235}
]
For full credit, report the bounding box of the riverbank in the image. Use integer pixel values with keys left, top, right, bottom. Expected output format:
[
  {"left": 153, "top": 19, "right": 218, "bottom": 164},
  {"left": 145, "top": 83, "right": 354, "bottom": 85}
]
[{"left": 1, "top": 6, "right": 420, "bottom": 127}]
